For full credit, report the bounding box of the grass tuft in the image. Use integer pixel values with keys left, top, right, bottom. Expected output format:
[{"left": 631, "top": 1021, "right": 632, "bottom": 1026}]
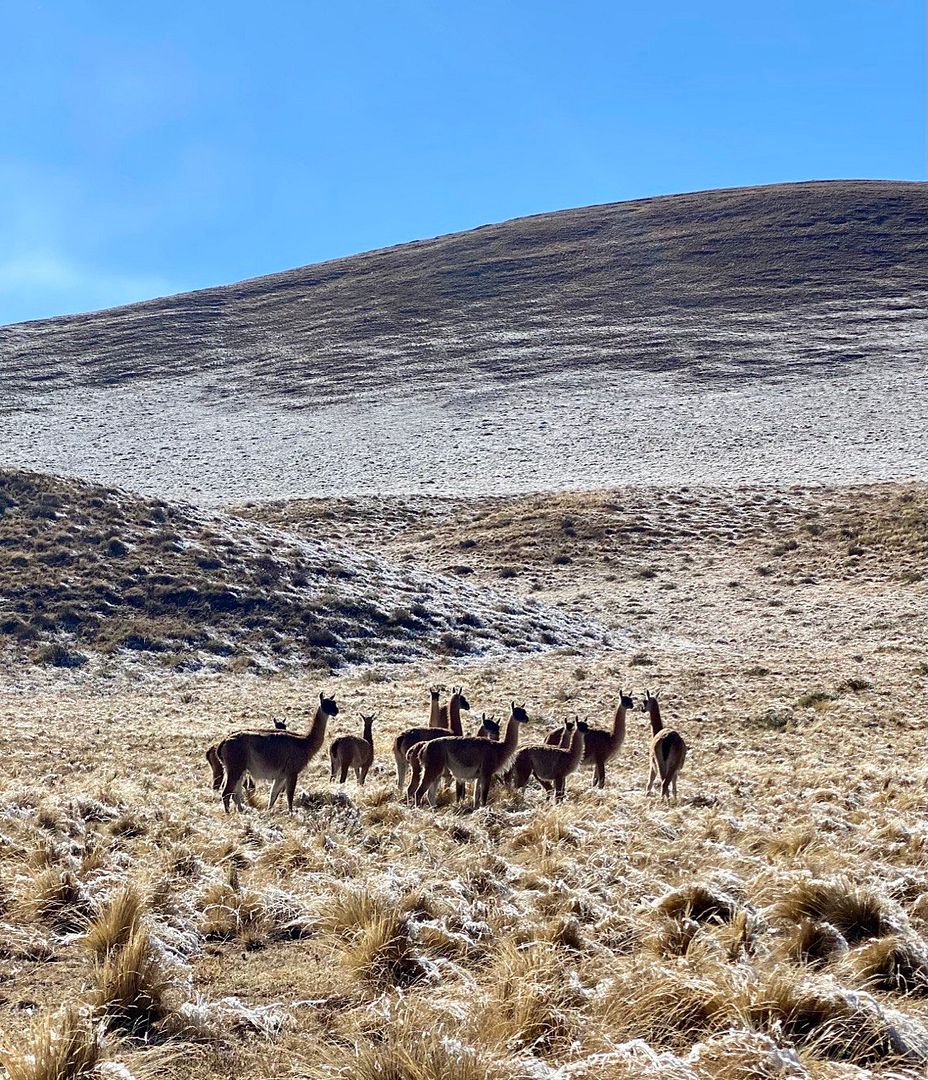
[
  {"left": 0, "top": 1006, "right": 101, "bottom": 1080},
  {"left": 773, "top": 878, "right": 898, "bottom": 944}
]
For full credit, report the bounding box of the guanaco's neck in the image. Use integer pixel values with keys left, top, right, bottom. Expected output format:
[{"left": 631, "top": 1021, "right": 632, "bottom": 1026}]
[
  {"left": 610, "top": 702, "right": 627, "bottom": 751},
  {"left": 306, "top": 705, "right": 329, "bottom": 748},
  {"left": 502, "top": 714, "right": 521, "bottom": 752},
  {"left": 449, "top": 697, "right": 463, "bottom": 736},
  {"left": 648, "top": 699, "right": 663, "bottom": 736},
  {"left": 429, "top": 694, "right": 442, "bottom": 727},
  {"left": 566, "top": 727, "right": 585, "bottom": 769},
  {"left": 362, "top": 719, "right": 374, "bottom": 745}
]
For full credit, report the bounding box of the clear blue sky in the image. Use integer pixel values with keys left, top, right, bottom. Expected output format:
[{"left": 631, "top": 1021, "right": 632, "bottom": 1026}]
[{"left": 1, "top": 0, "right": 923, "bottom": 325}]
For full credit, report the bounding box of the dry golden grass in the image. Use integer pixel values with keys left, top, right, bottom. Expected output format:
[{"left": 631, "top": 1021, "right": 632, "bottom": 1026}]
[{"left": 1, "top": 482, "right": 926, "bottom": 1079}]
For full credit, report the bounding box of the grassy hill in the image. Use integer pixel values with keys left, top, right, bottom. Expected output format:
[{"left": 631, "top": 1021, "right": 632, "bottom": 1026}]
[
  {"left": 0, "top": 470, "right": 604, "bottom": 673},
  {"left": 2, "top": 181, "right": 925, "bottom": 403}
]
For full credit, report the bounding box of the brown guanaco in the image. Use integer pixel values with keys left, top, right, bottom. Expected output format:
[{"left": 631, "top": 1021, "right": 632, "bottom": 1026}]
[
  {"left": 405, "top": 712, "right": 500, "bottom": 804},
  {"left": 580, "top": 693, "right": 633, "bottom": 787},
  {"left": 217, "top": 693, "right": 338, "bottom": 812},
  {"left": 510, "top": 724, "right": 586, "bottom": 801},
  {"left": 329, "top": 714, "right": 375, "bottom": 785},
  {"left": 393, "top": 689, "right": 464, "bottom": 792},
  {"left": 415, "top": 702, "right": 529, "bottom": 809},
  {"left": 206, "top": 718, "right": 286, "bottom": 791},
  {"left": 642, "top": 690, "right": 687, "bottom": 800}
]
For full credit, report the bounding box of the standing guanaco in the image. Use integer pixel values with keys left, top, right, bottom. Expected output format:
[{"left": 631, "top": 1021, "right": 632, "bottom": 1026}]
[
  {"left": 405, "top": 713, "right": 500, "bottom": 804},
  {"left": 438, "top": 687, "right": 470, "bottom": 729},
  {"left": 642, "top": 691, "right": 687, "bottom": 800},
  {"left": 544, "top": 716, "right": 583, "bottom": 746},
  {"left": 428, "top": 687, "right": 442, "bottom": 727},
  {"left": 510, "top": 724, "right": 586, "bottom": 801},
  {"left": 217, "top": 693, "right": 338, "bottom": 813},
  {"left": 206, "top": 718, "right": 286, "bottom": 791},
  {"left": 580, "top": 693, "right": 634, "bottom": 787},
  {"left": 393, "top": 690, "right": 464, "bottom": 792},
  {"left": 329, "top": 714, "right": 375, "bottom": 785},
  {"left": 415, "top": 702, "right": 529, "bottom": 809}
]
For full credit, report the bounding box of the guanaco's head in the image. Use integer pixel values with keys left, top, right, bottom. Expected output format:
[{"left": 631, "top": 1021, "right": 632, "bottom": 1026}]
[
  {"left": 360, "top": 713, "right": 375, "bottom": 729},
  {"left": 429, "top": 687, "right": 440, "bottom": 701},
  {"left": 564, "top": 717, "right": 576, "bottom": 732},
  {"left": 273, "top": 718, "right": 287, "bottom": 730},
  {"left": 452, "top": 686, "right": 471, "bottom": 710},
  {"left": 620, "top": 691, "right": 635, "bottom": 710},
  {"left": 478, "top": 714, "right": 501, "bottom": 740},
  {"left": 510, "top": 701, "right": 530, "bottom": 723},
  {"left": 319, "top": 692, "right": 339, "bottom": 717},
  {"left": 575, "top": 719, "right": 590, "bottom": 733}
]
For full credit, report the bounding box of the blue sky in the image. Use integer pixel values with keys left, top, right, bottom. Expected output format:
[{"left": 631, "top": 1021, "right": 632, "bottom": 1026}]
[{"left": 1, "top": 1, "right": 923, "bottom": 325}]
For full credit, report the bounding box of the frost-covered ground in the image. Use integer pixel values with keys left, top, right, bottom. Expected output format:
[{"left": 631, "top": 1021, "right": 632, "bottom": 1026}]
[
  {"left": 1, "top": 482, "right": 925, "bottom": 1079},
  {"left": 3, "top": 357, "right": 926, "bottom": 505}
]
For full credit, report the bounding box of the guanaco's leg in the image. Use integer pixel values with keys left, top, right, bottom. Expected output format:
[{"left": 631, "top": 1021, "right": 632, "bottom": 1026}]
[{"left": 646, "top": 763, "right": 657, "bottom": 795}]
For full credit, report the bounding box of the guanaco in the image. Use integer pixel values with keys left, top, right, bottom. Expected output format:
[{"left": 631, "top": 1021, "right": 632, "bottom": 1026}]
[
  {"left": 404, "top": 713, "right": 501, "bottom": 804},
  {"left": 544, "top": 716, "right": 578, "bottom": 746},
  {"left": 206, "top": 718, "right": 286, "bottom": 791},
  {"left": 428, "top": 687, "right": 442, "bottom": 727},
  {"left": 393, "top": 689, "right": 464, "bottom": 792},
  {"left": 642, "top": 690, "right": 687, "bottom": 800},
  {"left": 581, "top": 693, "right": 634, "bottom": 787},
  {"left": 510, "top": 724, "right": 586, "bottom": 801},
  {"left": 475, "top": 714, "right": 501, "bottom": 740},
  {"left": 437, "top": 686, "right": 470, "bottom": 729},
  {"left": 415, "top": 702, "right": 529, "bottom": 809},
  {"left": 329, "top": 714, "right": 375, "bottom": 785},
  {"left": 217, "top": 693, "right": 338, "bottom": 813}
]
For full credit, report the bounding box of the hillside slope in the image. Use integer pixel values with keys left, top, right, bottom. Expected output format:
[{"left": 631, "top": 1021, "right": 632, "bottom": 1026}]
[
  {"left": 1, "top": 181, "right": 925, "bottom": 401},
  {"left": 2, "top": 181, "right": 925, "bottom": 502},
  {"left": 0, "top": 471, "right": 604, "bottom": 673}
]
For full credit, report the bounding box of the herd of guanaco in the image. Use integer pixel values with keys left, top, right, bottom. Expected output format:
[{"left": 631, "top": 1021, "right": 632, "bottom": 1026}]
[{"left": 207, "top": 686, "right": 688, "bottom": 813}]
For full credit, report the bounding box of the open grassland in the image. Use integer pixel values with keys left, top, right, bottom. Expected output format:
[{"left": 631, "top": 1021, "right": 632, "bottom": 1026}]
[{"left": 0, "top": 481, "right": 926, "bottom": 1079}]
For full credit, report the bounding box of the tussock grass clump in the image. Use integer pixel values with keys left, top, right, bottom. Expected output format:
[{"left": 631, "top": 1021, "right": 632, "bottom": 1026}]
[
  {"left": 339, "top": 911, "right": 427, "bottom": 990},
  {"left": 91, "top": 925, "right": 174, "bottom": 1038},
  {"left": 82, "top": 884, "right": 145, "bottom": 958},
  {"left": 773, "top": 878, "right": 899, "bottom": 944},
  {"left": 315, "top": 886, "right": 390, "bottom": 938},
  {"left": 748, "top": 974, "right": 917, "bottom": 1064},
  {"left": 197, "top": 881, "right": 311, "bottom": 949},
  {"left": 0, "top": 1006, "right": 101, "bottom": 1080},
  {"left": 482, "top": 942, "right": 585, "bottom": 1055},
  {"left": 783, "top": 919, "right": 849, "bottom": 968},
  {"left": 597, "top": 961, "right": 734, "bottom": 1052},
  {"left": 26, "top": 869, "right": 93, "bottom": 932},
  {"left": 655, "top": 883, "right": 740, "bottom": 924},
  {"left": 302, "top": 1034, "right": 527, "bottom": 1080},
  {"left": 645, "top": 916, "right": 701, "bottom": 959},
  {"left": 847, "top": 934, "right": 928, "bottom": 996}
]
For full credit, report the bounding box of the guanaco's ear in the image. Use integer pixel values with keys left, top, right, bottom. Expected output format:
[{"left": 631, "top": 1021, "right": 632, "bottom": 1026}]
[
  {"left": 511, "top": 700, "right": 516, "bottom": 712},
  {"left": 319, "top": 691, "right": 324, "bottom": 702}
]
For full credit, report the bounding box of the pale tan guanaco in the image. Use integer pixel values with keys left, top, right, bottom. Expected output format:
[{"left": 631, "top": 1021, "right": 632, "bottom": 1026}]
[
  {"left": 206, "top": 718, "right": 286, "bottom": 791},
  {"left": 510, "top": 724, "right": 585, "bottom": 801},
  {"left": 404, "top": 712, "right": 500, "bottom": 803},
  {"left": 217, "top": 693, "right": 338, "bottom": 812},
  {"left": 580, "top": 693, "right": 634, "bottom": 787},
  {"left": 393, "top": 689, "right": 463, "bottom": 792},
  {"left": 329, "top": 714, "right": 375, "bottom": 785},
  {"left": 642, "top": 690, "right": 687, "bottom": 800},
  {"left": 415, "top": 702, "right": 529, "bottom": 809}
]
